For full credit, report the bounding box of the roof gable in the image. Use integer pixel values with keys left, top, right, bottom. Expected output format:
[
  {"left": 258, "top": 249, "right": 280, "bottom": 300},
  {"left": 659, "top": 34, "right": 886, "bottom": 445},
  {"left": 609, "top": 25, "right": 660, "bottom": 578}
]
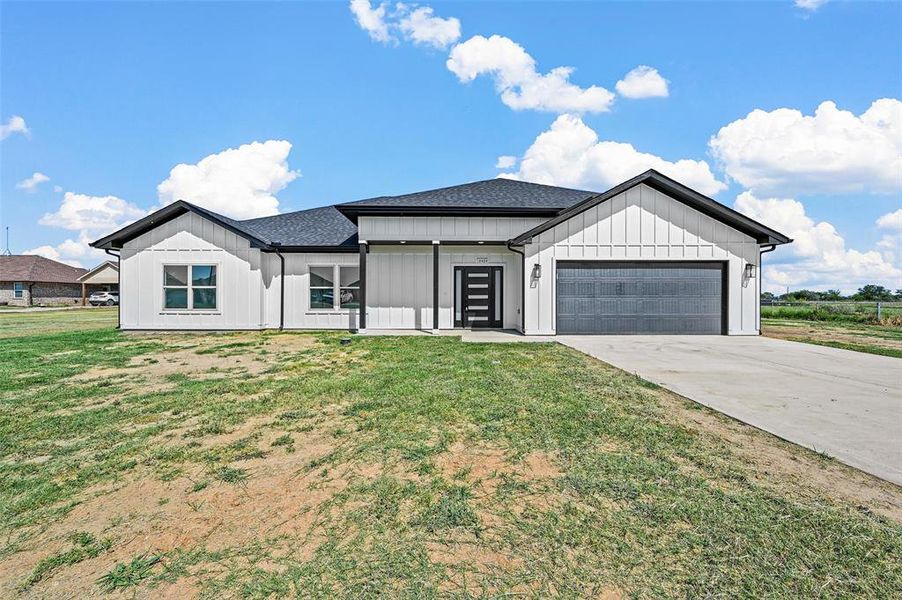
[
  {"left": 91, "top": 201, "right": 358, "bottom": 251},
  {"left": 510, "top": 170, "right": 792, "bottom": 246},
  {"left": 77, "top": 260, "right": 119, "bottom": 282}
]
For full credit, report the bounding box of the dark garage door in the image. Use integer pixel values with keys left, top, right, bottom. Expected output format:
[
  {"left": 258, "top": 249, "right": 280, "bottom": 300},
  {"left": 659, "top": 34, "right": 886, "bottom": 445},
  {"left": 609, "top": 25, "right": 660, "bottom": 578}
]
[{"left": 556, "top": 261, "right": 725, "bottom": 334}]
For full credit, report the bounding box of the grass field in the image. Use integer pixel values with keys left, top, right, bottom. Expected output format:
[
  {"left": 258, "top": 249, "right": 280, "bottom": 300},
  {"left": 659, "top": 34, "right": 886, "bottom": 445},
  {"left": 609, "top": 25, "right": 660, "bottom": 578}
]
[
  {"left": 761, "top": 302, "right": 902, "bottom": 325},
  {"left": 762, "top": 318, "right": 902, "bottom": 358},
  {"left": 1, "top": 309, "right": 900, "bottom": 598}
]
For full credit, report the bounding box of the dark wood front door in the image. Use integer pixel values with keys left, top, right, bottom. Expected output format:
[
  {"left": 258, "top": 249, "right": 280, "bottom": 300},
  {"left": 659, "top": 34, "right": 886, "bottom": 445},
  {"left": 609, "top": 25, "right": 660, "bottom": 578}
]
[{"left": 454, "top": 266, "right": 503, "bottom": 328}]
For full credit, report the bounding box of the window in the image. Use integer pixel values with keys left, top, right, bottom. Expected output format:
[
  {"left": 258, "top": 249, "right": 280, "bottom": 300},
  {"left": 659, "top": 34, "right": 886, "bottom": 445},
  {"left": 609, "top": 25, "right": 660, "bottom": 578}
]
[
  {"left": 309, "top": 266, "right": 334, "bottom": 309},
  {"left": 310, "top": 265, "right": 360, "bottom": 310},
  {"left": 163, "top": 265, "right": 217, "bottom": 310},
  {"left": 13, "top": 282, "right": 24, "bottom": 298},
  {"left": 339, "top": 266, "right": 360, "bottom": 309}
]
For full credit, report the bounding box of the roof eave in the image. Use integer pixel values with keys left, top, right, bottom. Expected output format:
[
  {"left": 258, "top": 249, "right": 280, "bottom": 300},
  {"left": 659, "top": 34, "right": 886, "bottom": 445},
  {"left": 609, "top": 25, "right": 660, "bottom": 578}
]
[
  {"left": 509, "top": 170, "right": 793, "bottom": 247},
  {"left": 335, "top": 205, "right": 564, "bottom": 223},
  {"left": 90, "top": 201, "right": 270, "bottom": 250}
]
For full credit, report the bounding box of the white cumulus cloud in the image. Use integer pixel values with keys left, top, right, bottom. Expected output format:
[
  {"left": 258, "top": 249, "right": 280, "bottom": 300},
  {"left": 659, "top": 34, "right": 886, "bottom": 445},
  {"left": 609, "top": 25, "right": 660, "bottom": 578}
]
[
  {"left": 495, "top": 155, "right": 517, "bottom": 169},
  {"left": 710, "top": 99, "right": 902, "bottom": 195},
  {"left": 39, "top": 192, "right": 147, "bottom": 232},
  {"left": 1, "top": 115, "right": 30, "bottom": 140},
  {"left": 349, "top": 0, "right": 394, "bottom": 43},
  {"left": 615, "top": 66, "right": 669, "bottom": 99},
  {"left": 398, "top": 5, "right": 461, "bottom": 49},
  {"left": 795, "top": 0, "right": 828, "bottom": 11},
  {"left": 16, "top": 172, "right": 50, "bottom": 192},
  {"left": 24, "top": 231, "right": 107, "bottom": 269},
  {"left": 498, "top": 114, "right": 726, "bottom": 196},
  {"left": 156, "top": 140, "right": 300, "bottom": 219},
  {"left": 350, "top": 1, "right": 459, "bottom": 48},
  {"left": 447, "top": 35, "right": 615, "bottom": 114},
  {"left": 735, "top": 191, "right": 901, "bottom": 293},
  {"left": 876, "top": 209, "right": 902, "bottom": 271},
  {"left": 876, "top": 208, "right": 902, "bottom": 231}
]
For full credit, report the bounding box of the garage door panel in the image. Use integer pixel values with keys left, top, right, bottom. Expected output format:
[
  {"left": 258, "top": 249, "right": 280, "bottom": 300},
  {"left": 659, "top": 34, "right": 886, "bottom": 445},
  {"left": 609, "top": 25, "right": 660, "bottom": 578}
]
[{"left": 556, "top": 261, "right": 724, "bottom": 335}]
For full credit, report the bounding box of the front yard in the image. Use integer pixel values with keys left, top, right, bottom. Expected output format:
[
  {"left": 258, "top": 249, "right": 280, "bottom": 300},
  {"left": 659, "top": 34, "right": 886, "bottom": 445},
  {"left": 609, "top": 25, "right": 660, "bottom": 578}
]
[
  {"left": 762, "top": 318, "right": 902, "bottom": 358},
  {"left": 1, "top": 309, "right": 900, "bottom": 598}
]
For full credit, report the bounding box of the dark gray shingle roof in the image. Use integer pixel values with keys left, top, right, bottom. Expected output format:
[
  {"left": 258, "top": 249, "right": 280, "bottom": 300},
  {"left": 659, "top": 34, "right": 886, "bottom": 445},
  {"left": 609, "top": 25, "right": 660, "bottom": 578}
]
[
  {"left": 238, "top": 206, "right": 358, "bottom": 247},
  {"left": 338, "top": 178, "right": 597, "bottom": 210}
]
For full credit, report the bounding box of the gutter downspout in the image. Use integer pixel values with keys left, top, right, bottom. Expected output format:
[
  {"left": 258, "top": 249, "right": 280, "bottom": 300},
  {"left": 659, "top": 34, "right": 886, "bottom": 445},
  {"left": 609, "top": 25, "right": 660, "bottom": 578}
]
[
  {"left": 506, "top": 240, "right": 526, "bottom": 333},
  {"left": 758, "top": 244, "right": 777, "bottom": 335},
  {"left": 272, "top": 244, "right": 285, "bottom": 331},
  {"left": 104, "top": 248, "right": 121, "bottom": 330}
]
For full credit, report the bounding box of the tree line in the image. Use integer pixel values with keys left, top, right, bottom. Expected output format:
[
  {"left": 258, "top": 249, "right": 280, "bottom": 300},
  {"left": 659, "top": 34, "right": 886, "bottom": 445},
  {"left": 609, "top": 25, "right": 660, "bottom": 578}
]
[{"left": 761, "top": 285, "right": 902, "bottom": 302}]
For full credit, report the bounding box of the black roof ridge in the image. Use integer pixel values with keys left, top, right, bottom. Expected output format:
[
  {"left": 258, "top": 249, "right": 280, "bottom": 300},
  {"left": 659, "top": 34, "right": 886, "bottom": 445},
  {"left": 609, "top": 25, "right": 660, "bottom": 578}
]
[{"left": 337, "top": 177, "right": 598, "bottom": 207}]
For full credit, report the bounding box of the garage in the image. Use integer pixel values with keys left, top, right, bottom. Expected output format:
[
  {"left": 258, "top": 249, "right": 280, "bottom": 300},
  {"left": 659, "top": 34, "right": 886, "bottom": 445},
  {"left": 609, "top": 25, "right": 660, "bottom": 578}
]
[{"left": 556, "top": 261, "right": 726, "bottom": 335}]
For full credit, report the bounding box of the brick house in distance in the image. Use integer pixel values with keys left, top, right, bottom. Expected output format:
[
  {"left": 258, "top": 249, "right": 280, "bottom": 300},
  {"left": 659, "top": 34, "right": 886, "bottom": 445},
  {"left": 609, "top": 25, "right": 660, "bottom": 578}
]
[{"left": 0, "top": 255, "right": 88, "bottom": 306}]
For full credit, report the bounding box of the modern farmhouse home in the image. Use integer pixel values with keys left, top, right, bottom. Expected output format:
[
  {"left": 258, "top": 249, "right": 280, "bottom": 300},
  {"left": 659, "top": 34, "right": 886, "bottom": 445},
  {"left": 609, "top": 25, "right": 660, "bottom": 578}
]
[{"left": 91, "top": 170, "right": 791, "bottom": 335}]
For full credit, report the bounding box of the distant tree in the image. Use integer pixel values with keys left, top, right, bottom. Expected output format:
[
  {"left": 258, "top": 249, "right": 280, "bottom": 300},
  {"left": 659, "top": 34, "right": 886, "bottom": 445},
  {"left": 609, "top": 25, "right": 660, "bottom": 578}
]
[
  {"left": 760, "top": 291, "right": 775, "bottom": 301},
  {"left": 782, "top": 289, "right": 820, "bottom": 301},
  {"left": 821, "top": 289, "right": 844, "bottom": 301},
  {"left": 852, "top": 285, "right": 894, "bottom": 301},
  {"left": 896, "top": 289, "right": 902, "bottom": 301}
]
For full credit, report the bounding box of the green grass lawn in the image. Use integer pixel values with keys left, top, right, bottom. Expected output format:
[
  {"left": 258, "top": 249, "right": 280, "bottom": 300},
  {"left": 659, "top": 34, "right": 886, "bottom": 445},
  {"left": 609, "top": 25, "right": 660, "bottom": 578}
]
[{"left": 1, "top": 309, "right": 900, "bottom": 598}]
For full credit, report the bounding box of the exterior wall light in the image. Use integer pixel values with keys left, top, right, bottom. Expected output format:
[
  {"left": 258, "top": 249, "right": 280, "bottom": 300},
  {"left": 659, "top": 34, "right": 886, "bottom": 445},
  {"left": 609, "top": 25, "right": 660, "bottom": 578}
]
[
  {"left": 532, "top": 264, "right": 542, "bottom": 279},
  {"left": 745, "top": 264, "right": 756, "bottom": 278}
]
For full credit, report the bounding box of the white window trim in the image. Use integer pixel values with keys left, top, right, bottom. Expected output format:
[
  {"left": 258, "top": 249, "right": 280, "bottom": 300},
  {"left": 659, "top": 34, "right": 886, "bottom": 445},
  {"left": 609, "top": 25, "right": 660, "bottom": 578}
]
[
  {"left": 13, "top": 282, "right": 24, "bottom": 298},
  {"left": 308, "top": 264, "right": 361, "bottom": 312},
  {"left": 161, "top": 263, "right": 220, "bottom": 312}
]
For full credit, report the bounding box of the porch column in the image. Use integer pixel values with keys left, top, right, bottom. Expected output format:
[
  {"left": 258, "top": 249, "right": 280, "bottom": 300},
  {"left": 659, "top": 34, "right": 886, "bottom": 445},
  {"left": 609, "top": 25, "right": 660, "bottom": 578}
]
[
  {"left": 358, "top": 241, "right": 367, "bottom": 333},
  {"left": 432, "top": 241, "right": 439, "bottom": 332},
  {"left": 81, "top": 283, "right": 86, "bottom": 306}
]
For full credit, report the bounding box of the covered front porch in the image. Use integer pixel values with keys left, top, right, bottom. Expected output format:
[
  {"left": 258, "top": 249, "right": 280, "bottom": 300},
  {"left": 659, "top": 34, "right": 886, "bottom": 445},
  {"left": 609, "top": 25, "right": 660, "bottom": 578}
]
[{"left": 357, "top": 241, "right": 523, "bottom": 333}]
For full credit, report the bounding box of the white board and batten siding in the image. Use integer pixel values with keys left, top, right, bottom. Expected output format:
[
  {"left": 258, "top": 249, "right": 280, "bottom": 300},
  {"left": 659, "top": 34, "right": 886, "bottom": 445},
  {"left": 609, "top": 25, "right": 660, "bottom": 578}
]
[
  {"left": 366, "top": 245, "right": 521, "bottom": 330},
  {"left": 523, "top": 183, "right": 760, "bottom": 335},
  {"left": 120, "top": 212, "right": 275, "bottom": 329},
  {"left": 358, "top": 216, "right": 547, "bottom": 242}
]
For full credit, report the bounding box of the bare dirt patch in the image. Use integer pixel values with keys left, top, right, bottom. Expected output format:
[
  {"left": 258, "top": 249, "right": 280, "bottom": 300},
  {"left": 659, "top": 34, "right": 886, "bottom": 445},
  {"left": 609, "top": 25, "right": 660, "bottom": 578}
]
[
  {"left": 654, "top": 388, "right": 902, "bottom": 521},
  {"left": 435, "top": 442, "right": 561, "bottom": 498},
  {"left": 763, "top": 322, "right": 902, "bottom": 352},
  {"left": 1, "top": 425, "right": 343, "bottom": 599},
  {"left": 69, "top": 333, "right": 317, "bottom": 396}
]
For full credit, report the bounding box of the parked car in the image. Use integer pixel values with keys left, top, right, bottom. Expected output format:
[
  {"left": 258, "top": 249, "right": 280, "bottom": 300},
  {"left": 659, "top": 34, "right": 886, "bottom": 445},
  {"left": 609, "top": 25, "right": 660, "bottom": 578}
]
[{"left": 89, "top": 291, "right": 119, "bottom": 306}]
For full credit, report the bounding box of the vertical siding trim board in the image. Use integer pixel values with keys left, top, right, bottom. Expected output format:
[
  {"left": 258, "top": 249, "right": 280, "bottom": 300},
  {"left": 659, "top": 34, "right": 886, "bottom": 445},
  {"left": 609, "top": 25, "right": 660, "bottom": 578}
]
[
  {"left": 359, "top": 242, "right": 368, "bottom": 332},
  {"left": 432, "top": 242, "right": 439, "bottom": 331}
]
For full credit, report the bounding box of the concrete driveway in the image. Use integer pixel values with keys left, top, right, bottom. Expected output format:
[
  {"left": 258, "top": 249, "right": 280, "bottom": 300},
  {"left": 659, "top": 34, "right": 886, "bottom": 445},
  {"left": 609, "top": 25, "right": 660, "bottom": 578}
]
[{"left": 557, "top": 335, "right": 902, "bottom": 485}]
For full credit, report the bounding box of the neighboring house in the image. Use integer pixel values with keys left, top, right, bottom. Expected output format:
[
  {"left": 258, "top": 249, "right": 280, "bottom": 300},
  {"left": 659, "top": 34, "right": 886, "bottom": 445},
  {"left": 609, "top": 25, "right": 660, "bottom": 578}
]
[
  {"left": 77, "top": 260, "right": 120, "bottom": 304},
  {"left": 91, "top": 170, "right": 791, "bottom": 334},
  {"left": 0, "top": 255, "right": 88, "bottom": 307}
]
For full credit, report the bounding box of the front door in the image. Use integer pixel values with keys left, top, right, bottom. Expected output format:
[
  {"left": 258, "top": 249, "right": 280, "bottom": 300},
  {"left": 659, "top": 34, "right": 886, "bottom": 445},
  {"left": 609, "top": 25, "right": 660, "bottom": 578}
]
[{"left": 454, "top": 266, "right": 503, "bottom": 328}]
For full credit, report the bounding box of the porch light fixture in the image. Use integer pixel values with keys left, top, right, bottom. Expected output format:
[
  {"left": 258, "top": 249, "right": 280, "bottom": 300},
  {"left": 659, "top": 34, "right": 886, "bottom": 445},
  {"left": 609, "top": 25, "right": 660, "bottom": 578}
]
[
  {"left": 745, "top": 264, "right": 756, "bottom": 278},
  {"left": 532, "top": 264, "right": 542, "bottom": 279}
]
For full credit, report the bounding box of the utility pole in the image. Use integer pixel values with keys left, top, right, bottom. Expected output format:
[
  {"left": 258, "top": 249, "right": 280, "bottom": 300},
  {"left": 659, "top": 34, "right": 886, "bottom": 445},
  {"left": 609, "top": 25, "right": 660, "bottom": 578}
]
[{"left": 2, "top": 227, "right": 11, "bottom": 256}]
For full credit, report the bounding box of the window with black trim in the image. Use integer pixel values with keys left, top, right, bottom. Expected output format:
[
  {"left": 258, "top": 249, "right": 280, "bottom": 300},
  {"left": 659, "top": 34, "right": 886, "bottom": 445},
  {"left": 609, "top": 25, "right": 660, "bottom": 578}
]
[
  {"left": 309, "top": 265, "right": 360, "bottom": 310},
  {"left": 163, "top": 265, "right": 217, "bottom": 310}
]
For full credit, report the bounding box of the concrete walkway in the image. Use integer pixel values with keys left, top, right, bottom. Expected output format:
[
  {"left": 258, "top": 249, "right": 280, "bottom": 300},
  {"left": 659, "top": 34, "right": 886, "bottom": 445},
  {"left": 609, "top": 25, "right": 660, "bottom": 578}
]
[{"left": 557, "top": 335, "right": 902, "bottom": 485}]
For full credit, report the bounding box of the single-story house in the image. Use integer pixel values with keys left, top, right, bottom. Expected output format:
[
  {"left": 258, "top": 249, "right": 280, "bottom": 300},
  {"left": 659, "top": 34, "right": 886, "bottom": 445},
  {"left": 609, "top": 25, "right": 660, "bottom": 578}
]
[
  {"left": 0, "top": 255, "right": 88, "bottom": 307},
  {"left": 76, "top": 260, "right": 120, "bottom": 305},
  {"left": 91, "top": 169, "right": 791, "bottom": 335}
]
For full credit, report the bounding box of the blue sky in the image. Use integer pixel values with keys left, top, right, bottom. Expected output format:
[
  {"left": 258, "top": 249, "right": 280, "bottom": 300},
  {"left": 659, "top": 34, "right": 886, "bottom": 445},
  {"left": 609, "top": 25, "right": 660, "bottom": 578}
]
[{"left": 1, "top": 0, "right": 900, "bottom": 292}]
